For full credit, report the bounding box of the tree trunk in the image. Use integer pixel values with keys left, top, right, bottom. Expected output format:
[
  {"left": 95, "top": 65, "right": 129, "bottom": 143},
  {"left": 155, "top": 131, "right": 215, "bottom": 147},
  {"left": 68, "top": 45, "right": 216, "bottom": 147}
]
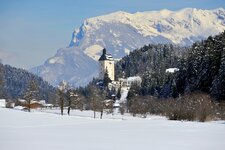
[
  {"left": 100, "top": 110, "right": 103, "bottom": 119},
  {"left": 94, "top": 110, "right": 96, "bottom": 119},
  {"left": 68, "top": 100, "right": 71, "bottom": 115},
  {"left": 28, "top": 99, "right": 31, "bottom": 112},
  {"left": 60, "top": 99, "right": 64, "bottom": 115}
]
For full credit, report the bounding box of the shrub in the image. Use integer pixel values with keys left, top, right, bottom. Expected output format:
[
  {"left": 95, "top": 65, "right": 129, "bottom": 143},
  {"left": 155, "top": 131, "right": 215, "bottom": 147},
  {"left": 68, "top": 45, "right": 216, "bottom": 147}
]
[{"left": 128, "top": 92, "right": 219, "bottom": 122}]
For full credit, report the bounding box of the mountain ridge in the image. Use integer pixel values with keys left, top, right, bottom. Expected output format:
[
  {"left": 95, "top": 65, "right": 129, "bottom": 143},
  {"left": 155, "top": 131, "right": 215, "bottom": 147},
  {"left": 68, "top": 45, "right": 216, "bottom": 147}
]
[
  {"left": 69, "top": 7, "right": 225, "bottom": 47},
  {"left": 31, "top": 8, "right": 225, "bottom": 87}
]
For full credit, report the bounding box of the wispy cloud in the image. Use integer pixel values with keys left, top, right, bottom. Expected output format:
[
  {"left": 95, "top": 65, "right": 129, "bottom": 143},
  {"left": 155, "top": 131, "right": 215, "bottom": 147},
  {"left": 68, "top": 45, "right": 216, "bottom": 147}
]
[
  {"left": 0, "top": 49, "right": 25, "bottom": 68},
  {"left": 0, "top": 49, "right": 17, "bottom": 61}
]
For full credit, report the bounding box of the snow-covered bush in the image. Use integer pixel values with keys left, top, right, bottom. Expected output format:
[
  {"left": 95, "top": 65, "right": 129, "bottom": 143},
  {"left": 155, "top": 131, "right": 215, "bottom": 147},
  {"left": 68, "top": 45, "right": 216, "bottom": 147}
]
[
  {"left": 160, "top": 93, "right": 215, "bottom": 122},
  {"left": 127, "top": 92, "right": 219, "bottom": 122}
]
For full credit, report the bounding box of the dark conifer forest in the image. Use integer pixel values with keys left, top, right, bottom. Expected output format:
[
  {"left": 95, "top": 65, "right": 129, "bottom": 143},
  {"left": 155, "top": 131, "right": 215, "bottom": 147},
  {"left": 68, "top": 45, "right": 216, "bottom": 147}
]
[
  {"left": 0, "top": 63, "right": 57, "bottom": 103},
  {"left": 115, "top": 31, "right": 225, "bottom": 101}
]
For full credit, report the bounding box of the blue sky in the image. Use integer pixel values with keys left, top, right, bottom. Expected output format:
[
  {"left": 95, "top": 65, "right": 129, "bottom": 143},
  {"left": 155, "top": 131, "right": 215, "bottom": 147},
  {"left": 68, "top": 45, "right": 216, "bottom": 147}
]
[{"left": 0, "top": 0, "right": 224, "bottom": 69}]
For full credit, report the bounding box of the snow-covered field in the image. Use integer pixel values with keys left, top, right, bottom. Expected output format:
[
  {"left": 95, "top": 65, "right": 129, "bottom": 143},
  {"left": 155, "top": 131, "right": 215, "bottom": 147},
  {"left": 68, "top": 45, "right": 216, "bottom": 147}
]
[{"left": 0, "top": 107, "right": 225, "bottom": 150}]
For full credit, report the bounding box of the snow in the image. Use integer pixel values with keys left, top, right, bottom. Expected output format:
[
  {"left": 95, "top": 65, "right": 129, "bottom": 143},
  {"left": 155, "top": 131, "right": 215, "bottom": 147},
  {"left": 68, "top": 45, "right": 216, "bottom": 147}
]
[
  {"left": 0, "top": 107, "right": 225, "bottom": 150},
  {"left": 14, "top": 106, "right": 26, "bottom": 110},
  {"left": 0, "top": 99, "right": 6, "bottom": 107},
  {"left": 124, "top": 48, "right": 130, "bottom": 55},
  {"left": 18, "top": 99, "right": 27, "bottom": 103},
  {"left": 39, "top": 100, "right": 46, "bottom": 105},
  {"left": 30, "top": 100, "right": 39, "bottom": 104},
  {"left": 31, "top": 47, "right": 99, "bottom": 87},
  {"left": 113, "top": 100, "right": 120, "bottom": 107},
  {"left": 31, "top": 8, "right": 225, "bottom": 87},
  {"left": 166, "top": 68, "right": 180, "bottom": 73},
  {"left": 84, "top": 44, "right": 103, "bottom": 61},
  {"left": 43, "top": 104, "right": 53, "bottom": 107},
  {"left": 127, "top": 76, "right": 142, "bottom": 84},
  {"left": 82, "top": 8, "right": 225, "bottom": 44},
  {"left": 119, "top": 87, "right": 129, "bottom": 103},
  {"left": 48, "top": 57, "right": 65, "bottom": 64}
]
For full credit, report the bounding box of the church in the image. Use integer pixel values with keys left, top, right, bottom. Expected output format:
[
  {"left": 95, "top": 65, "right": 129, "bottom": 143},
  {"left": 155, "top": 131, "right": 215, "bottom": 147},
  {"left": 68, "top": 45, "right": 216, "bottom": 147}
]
[
  {"left": 98, "top": 48, "right": 115, "bottom": 81},
  {"left": 98, "top": 48, "right": 141, "bottom": 92}
]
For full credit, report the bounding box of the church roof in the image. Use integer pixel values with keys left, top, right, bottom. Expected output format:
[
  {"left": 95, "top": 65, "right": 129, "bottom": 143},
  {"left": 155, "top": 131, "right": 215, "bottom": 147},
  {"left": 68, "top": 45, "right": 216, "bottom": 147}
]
[{"left": 99, "top": 48, "right": 114, "bottom": 61}]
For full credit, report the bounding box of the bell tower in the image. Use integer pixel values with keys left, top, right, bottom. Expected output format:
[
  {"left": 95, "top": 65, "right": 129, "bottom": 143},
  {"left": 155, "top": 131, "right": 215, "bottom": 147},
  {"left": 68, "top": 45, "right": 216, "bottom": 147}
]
[{"left": 98, "top": 48, "right": 115, "bottom": 81}]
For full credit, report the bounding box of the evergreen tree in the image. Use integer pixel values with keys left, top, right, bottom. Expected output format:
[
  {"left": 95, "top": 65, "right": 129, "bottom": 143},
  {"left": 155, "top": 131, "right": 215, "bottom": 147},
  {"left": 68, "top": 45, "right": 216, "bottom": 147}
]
[
  {"left": 103, "top": 69, "right": 111, "bottom": 87},
  {"left": 116, "top": 86, "right": 121, "bottom": 99},
  {"left": 127, "top": 83, "right": 141, "bottom": 112},
  {"left": 211, "top": 47, "right": 225, "bottom": 101},
  {"left": 185, "top": 31, "right": 225, "bottom": 100},
  {"left": 175, "top": 58, "right": 188, "bottom": 94},
  {"left": 0, "top": 64, "right": 5, "bottom": 98}
]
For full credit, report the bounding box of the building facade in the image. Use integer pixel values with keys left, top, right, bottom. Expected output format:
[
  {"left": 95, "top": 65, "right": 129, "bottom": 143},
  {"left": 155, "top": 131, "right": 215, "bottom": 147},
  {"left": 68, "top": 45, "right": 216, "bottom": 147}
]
[{"left": 98, "top": 48, "right": 115, "bottom": 81}]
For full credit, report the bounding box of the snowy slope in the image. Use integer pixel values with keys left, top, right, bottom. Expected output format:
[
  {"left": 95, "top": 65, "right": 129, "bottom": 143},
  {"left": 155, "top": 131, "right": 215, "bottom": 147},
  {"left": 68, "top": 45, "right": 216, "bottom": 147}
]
[
  {"left": 31, "top": 8, "right": 225, "bottom": 87},
  {"left": 120, "top": 87, "right": 129, "bottom": 103},
  {"left": 30, "top": 47, "right": 99, "bottom": 86},
  {"left": 1, "top": 107, "right": 225, "bottom": 150}
]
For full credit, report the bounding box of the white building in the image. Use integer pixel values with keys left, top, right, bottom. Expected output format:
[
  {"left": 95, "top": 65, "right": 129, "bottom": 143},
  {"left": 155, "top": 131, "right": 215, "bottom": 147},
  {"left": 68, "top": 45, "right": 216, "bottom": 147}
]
[{"left": 98, "top": 48, "right": 115, "bottom": 81}]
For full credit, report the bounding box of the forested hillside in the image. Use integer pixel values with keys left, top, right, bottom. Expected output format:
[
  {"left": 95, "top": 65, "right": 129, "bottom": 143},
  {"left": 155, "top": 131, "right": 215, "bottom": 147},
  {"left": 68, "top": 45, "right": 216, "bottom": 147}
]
[
  {"left": 0, "top": 63, "right": 57, "bottom": 102},
  {"left": 115, "top": 31, "right": 225, "bottom": 101},
  {"left": 115, "top": 44, "right": 188, "bottom": 78},
  {"left": 178, "top": 31, "right": 225, "bottom": 101},
  {"left": 115, "top": 44, "right": 188, "bottom": 97}
]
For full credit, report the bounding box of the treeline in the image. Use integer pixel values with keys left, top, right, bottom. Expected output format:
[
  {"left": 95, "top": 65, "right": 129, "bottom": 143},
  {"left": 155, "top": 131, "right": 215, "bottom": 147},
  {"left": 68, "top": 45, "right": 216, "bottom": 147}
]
[
  {"left": 56, "top": 80, "right": 114, "bottom": 118},
  {"left": 116, "top": 31, "right": 225, "bottom": 102},
  {"left": 116, "top": 44, "right": 188, "bottom": 79},
  {"left": 115, "top": 44, "right": 188, "bottom": 98},
  {"left": 0, "top": 63, "right": 57, "bottom": 103},
  {"left": 179, "top": 32, "right": 225, "bottom": 101},
  {"left": 0, "top": 62, "right": 113, "bottom": 116}
]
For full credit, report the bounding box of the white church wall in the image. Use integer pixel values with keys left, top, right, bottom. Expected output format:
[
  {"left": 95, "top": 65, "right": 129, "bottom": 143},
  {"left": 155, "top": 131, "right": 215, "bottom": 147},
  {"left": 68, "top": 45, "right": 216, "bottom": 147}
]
[{"left": 99, "top": 60, "right": 115, "bottom": 81}]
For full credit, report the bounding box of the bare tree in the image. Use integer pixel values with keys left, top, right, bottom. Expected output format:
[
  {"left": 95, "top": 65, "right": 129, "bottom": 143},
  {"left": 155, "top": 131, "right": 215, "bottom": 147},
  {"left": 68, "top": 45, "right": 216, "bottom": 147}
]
[
  {"left": 67, "top": 90, "right": 72, "bottom": 115},
  {"left": 89, "top": 85, "right": 106, "bottom": 119},
  {"left": 58, "top": 81, "right": 69, "bottom": 115},
  {"left": 58, "top": 89, "right": 64, "bottom": 115},
  {"left": 67, "top": 89, "right": 78, "bottom": 115},
  {"left": 23, "top": 79, "right": 39, "bottom": 112},
  {"left": 100, "top": 108, "right": 103, "bottom": 119},
  {"left": 91, "top": 98, "right": 97, "bottom": 119}
]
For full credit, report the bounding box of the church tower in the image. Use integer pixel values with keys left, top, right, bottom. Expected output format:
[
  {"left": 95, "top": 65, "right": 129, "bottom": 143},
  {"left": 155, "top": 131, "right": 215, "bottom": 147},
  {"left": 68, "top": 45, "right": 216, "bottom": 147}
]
[{"left": 98, "top": 48, "right": 115, "bottom": 81}]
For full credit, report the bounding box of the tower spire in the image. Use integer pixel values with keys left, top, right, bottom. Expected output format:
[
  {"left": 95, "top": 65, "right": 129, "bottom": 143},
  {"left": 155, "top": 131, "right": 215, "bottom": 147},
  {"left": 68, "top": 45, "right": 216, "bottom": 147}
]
[{"left": 103, "top": 48, "right": 106, "bottom": 55}]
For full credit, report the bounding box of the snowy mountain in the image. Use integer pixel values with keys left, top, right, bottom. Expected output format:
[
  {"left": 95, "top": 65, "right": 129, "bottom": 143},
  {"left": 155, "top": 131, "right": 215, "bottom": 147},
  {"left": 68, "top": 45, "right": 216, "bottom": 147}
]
[
  {"left": 31, "top": 8, "right": 225, "bottom": 87},
  {"left": 30, "top": 48, "right": 98, "bottom": 87}
]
